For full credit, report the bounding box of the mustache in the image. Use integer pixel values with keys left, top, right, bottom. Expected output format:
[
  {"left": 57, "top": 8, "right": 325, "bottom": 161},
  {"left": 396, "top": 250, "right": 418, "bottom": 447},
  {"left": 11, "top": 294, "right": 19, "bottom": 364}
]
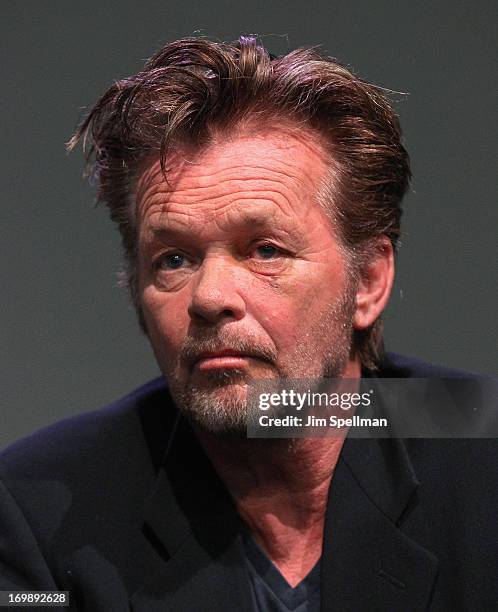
[{"left": 180, "top": 329, "right": 277, "bottom": 365}]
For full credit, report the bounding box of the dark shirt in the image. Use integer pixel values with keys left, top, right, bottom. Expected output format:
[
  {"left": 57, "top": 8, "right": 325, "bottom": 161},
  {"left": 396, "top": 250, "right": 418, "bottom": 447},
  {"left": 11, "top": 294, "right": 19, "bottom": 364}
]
[{"left": 244, "top": 532, "right": 321, "bottom": 612}]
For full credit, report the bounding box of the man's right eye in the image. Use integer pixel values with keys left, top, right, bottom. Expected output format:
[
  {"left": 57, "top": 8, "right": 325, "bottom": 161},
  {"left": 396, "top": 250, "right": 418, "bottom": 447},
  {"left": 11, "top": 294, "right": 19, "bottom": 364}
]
[{"left": 156, "top": 252, "right": 189, "bottom": 270}]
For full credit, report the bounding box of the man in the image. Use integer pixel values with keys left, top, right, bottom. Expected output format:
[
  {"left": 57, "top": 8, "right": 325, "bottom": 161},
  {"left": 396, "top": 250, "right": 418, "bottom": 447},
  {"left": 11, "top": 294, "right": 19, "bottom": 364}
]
[{"left": 0, "top": 36, "right": 496, "bottom": 611}]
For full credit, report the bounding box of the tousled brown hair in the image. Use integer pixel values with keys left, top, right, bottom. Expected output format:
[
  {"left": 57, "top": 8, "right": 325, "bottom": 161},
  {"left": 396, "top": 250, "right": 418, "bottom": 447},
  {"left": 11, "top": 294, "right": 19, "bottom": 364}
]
[{"left": 69, "top": 35, "right": 411, "bottom": 370}]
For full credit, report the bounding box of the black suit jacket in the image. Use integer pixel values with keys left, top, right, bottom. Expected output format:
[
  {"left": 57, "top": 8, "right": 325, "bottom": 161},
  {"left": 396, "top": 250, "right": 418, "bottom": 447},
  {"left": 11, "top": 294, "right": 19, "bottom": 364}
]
[{"left": 0, "top": 353, "right": 496, "bottom": 611}]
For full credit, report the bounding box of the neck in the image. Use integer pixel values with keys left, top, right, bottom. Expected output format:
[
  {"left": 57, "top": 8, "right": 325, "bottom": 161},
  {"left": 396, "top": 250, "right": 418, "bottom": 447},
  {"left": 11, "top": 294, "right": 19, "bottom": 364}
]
[{"left": 194, "top": 357, "right": 361, "bottom": 586}]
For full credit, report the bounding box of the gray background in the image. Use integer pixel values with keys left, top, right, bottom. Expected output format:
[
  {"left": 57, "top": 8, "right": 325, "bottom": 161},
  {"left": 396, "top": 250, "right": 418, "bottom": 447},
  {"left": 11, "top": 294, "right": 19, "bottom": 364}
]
[{"left": 2, "top": 0, "right": 496, "bottom": 449}]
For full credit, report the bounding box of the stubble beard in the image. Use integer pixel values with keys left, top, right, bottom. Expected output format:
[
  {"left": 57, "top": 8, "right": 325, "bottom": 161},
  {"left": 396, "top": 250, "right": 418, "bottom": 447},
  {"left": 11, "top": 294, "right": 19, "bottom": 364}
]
[{"left": 163, "top": 283, "right": 357, "bottom": 436}]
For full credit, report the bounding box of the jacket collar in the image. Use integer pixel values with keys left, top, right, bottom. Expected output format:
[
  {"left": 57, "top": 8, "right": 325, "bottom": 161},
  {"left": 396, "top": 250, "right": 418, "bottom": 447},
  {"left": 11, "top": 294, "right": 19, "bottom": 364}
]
[
  {"left": 131, "top": 414, "right": 255, "bottom": 612},
  {"left": 320, "top": 437, "right": 439, "bottom": 611},
  {"left": 131, "top": 396, "right": 439, "bottom": 611}
]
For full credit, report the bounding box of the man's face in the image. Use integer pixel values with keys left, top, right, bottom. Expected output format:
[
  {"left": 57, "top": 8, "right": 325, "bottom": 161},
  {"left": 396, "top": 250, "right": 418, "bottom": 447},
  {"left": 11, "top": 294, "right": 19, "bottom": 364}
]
[{"left": 137, "top": 129, "right": 358, "bottom": 433}]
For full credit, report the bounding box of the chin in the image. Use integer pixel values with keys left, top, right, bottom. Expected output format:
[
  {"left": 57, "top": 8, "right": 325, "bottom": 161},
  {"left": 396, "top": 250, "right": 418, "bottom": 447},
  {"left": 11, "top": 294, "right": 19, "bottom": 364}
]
[{"left": 174, "top": 378, "right": 256, "bottom": 435}]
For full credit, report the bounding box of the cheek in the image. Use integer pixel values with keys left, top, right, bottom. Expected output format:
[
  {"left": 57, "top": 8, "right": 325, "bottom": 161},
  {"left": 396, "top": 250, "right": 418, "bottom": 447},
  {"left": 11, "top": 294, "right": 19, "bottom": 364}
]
[
  {"left": 141, "top": 285, "right": 191, "bottom": 352},
  {"left": 250, "top": 263, "right": 347, "bottom": 346},
  {"left": 247, "top": 278, "right": 324, "bottom": 344}
]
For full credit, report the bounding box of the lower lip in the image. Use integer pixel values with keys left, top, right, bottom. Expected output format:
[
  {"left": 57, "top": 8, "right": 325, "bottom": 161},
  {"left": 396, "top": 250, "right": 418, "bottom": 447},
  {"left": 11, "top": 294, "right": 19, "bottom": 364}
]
[{"left": 195, "top": 356, "right": 250, "bottom": 371}]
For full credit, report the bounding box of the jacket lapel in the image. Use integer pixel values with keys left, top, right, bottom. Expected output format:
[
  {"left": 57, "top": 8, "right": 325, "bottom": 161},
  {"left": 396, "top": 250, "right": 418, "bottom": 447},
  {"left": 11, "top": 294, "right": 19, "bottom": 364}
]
[
  {"left": 130, "top": 416, "right": 254, "bottom": 612},
  {"left": 321, "top": 437, "right": 439, "bottom": 611}
]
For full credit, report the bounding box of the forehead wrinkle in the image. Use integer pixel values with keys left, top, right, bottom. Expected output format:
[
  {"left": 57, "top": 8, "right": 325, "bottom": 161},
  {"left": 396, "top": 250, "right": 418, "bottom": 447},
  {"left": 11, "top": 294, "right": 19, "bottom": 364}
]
[
  {"left": 145, "top": 206, "right": 193, "bottom": 238},
  {"left": 144, "top": 195, "right": 299, "bottom": 241},
  {"left": 164, "top": 161, "right": 319, "bottom": 194},
  {"left": 139, "top": 179, "right": 303, "bottom": 229},
  {"left": 135, "top": 129, "right": 334, "bottom": 236},
  {"left": 138, "top": 165, "right": 314, "bottom": 211},
  {"left": 136, "top": 151, "right": 312, "bottom": 200},
  {"left": 136, "top": 137, "right": 328, "bottom": 203},
  {"left": 149, "top": 180, "right": 298, "bottom": 205}
]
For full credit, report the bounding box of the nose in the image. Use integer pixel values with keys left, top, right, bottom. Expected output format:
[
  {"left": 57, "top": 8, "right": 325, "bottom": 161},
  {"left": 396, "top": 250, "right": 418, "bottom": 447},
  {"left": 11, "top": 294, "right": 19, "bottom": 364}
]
[{"left": 188, "top": 257, "right": 247, "bottom": 324}]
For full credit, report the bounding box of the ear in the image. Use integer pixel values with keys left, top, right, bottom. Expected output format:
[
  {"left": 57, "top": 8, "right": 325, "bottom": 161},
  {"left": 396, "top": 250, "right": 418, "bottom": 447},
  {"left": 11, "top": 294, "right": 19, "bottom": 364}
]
[{"left": 353, "top": 237, "right": 395, "bottom": 330}]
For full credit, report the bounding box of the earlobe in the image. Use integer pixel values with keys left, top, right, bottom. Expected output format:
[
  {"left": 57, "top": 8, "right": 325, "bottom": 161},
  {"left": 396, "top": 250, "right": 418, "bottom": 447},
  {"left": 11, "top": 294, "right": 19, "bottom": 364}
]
[{"left": 353, "top": 238, "right": 395, "bottom": 330}]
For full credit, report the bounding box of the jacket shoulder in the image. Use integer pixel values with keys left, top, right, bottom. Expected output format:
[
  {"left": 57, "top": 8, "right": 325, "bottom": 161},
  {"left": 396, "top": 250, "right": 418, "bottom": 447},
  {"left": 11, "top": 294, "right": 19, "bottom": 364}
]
[
  {"left": 0, "top": 376, "right": 171, "bottom": 480},
  {"left": 380, "top": 352, "right": 479, "bottom": 378},
  {"left": 0, "top": 377, "right": 172, "bottom": 591}
]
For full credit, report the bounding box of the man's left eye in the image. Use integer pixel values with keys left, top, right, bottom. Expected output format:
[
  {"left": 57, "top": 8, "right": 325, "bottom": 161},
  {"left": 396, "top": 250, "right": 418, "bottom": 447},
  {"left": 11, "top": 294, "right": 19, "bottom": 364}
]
[{"left": 254, "top": 244, "right": 280, "bottom": 259}]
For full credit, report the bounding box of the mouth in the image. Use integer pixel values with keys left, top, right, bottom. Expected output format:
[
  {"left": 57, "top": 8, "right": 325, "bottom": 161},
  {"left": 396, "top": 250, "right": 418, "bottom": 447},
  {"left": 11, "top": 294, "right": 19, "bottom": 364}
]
[{"left": 193, "top": 349, "right": 255, "bottom": 372}]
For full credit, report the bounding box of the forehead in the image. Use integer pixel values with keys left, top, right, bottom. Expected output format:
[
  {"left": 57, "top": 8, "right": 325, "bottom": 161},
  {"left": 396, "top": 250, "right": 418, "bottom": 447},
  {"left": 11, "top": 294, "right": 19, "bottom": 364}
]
[{"left": 135, "top": 129, "right": 333, "bottom": 234}]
